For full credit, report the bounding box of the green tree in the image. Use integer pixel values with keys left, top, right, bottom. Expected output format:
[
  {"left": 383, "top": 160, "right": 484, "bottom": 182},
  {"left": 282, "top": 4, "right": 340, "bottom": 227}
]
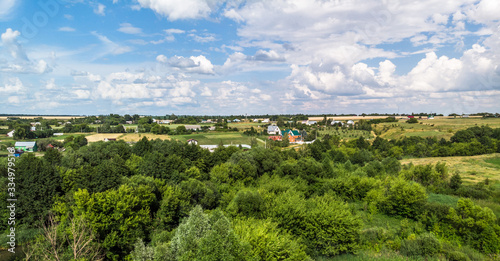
[
  {"left": 71, "top": 185, "right": 155, "bottom": 260},
  {"left": 17, "top": 154, "right": 62, "bottom": 226},
  {"left": 168, "top": 206, "right": 250, "bottom": 261}
]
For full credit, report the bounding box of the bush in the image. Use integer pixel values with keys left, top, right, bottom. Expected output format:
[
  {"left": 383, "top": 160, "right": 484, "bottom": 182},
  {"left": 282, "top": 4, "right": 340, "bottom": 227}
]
[
  {"left": 400, "top": 233, "right": 441, "bottom": 257},
  {"left": 226, "top": 189, "right": 265, "bottom": 218},
  {"left": 270, "top": 191, "right": 362, "bottom": 256}
]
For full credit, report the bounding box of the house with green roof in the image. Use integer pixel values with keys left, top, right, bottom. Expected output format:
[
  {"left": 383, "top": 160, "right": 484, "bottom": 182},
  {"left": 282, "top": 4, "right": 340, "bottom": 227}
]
[
  {"left": 15, "top": 141, "right": 38, "bottom": 152},
  {"left": 280, "top": 129, "right": 302, "bottom": 142}
]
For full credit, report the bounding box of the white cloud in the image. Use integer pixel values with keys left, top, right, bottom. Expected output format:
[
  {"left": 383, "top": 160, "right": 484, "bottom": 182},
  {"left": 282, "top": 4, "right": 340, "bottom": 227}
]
[
  {"left": 118, "top": 23, "right": 143, "bottom": 34},
  {"left": 157, "top": 55, "right": 215, "bottom": 74},
  {"left": 64, "top": 14, "right": 74, "bottom": 20},
  {"left": 59, "top": 27, "right": 76, "bottom": 32},
  {"left": 0, "top": 0, "right": 17, "bottom": 20},
  {"left": 8, "top": 96, "right": 20, "bottom": 104},
  {"left": 136, "top": 0, "right": 223, "bottom": 21},
  {"left": 0, "top": 78, "right": 23, "bottom": 93},
  {"left": 91, "top": 31, "right": 132, "bottom": 58},
  {"left": 0, "top": 28, "right": 51, "bottom": 73},
  {"left": 189, "top": 33, "right": 216, "bottom": 43},
  {"left": 94, "top": 3, "right": 106, "bottom": 16}
]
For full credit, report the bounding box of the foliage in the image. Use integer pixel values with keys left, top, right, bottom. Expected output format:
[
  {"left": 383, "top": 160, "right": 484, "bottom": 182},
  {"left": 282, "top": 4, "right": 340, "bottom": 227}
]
[
  {"left": 167, "top": 205, "right": 251, "bottom": 261},
  {"left": 233, "top": 217, "right": 311, "bottom": 261}
]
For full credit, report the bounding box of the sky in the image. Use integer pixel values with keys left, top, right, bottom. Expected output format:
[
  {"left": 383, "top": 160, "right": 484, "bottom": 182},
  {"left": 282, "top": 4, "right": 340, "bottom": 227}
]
[{"left": 0, "top": 0, "right": 499, "bottom": 116}]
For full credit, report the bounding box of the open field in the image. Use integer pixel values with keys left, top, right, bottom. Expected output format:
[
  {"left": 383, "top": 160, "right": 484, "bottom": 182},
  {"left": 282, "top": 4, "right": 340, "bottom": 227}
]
[
  {"left": 84, "top": 133, "right": 127, "bottom": 142},
  {"left": 401, "top": 153, "right": 500, "bottom": 184},
  {"left": 171, "top": 132, "right": 256, "bottom": 146},
  {"left": 318, "top": 128, "right": 373, "bottom": 141},
  {"left": 117, "top": 133, "right": 170, "bottom": 142},
  {"left": 376, "top": 117, "right": 500, "bottom": 140}
]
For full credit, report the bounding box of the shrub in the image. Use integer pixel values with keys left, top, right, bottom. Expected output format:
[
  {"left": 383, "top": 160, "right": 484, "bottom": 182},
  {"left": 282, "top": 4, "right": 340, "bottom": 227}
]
[
  {"left": 226, "top": 189, "right": 265, "bottom": 218},
  {"left": 400, "top": 233, "right": 441, "bottom": 257}
]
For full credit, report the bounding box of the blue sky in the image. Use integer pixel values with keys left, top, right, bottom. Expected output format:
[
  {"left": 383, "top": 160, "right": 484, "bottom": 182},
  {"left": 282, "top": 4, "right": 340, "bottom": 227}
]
[{"left": 1, "top": 0, "right": 500, "bottom": 115}]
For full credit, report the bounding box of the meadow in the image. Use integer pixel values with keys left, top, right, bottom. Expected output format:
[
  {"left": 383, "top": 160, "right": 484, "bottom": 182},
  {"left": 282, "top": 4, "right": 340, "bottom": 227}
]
[{"left": 375, "top": 117, "right": 500, "bottom": 140}]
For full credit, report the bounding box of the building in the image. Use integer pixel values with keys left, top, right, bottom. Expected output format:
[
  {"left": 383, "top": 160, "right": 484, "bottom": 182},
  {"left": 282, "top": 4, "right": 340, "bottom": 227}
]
[
  {"left": 331, "top": 121, "right": 344, "bottom": 126},
  {"left": 53, "top": 133, "right": 64, "bottom": 136},
  {"left": 14, "top": 141, "right": 37, "bottom": 152},
  {"left": 233, "top": 119, "right": 241, "bottom": 122},
  {"left": 6, "top": 130, "right": 14, "bottom": 137},
  {"left": 262, "top": 119, "right": 270, "bottom": 123},
  {"left": 347, "top": 120, "right": 355, "bottom": 125},
  {"left": 185, "top": 125, "right": 201, "bottom": 131},
  {"left": 267, "top": 125, "right": 280, "bottom": 135},
  {"left": 427, "top": 115, "right": 434, "bottom": 120},
  {"left": 280, "top": 129, "right": 302, "bottom": 142},
  {"left": 187, "top": 139, "right": 198, "bottom": 145}
]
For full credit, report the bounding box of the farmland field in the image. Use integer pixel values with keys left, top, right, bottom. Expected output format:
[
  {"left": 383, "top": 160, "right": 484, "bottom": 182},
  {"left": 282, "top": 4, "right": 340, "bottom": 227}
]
[
  {"left": 401, "top": 153, "right": 500, "bottom": 184},
  {"left": 171, "top": 132, "right": 256, "bottom": 146},
  {"left": 375, "top": 117, "right": 500, "bottom": 140}
]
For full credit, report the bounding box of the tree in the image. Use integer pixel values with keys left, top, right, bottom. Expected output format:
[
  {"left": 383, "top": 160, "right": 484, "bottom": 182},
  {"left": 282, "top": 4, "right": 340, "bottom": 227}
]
[
  {"left": 406, "top": 118, "right": 418, "bottom": 124},
  {"left": 449, "top": 173, "right": 462, "bottom": 190},
  {"left": 71, "top": 185, "right": 155, "bottom": 260},
  {"left": 167, "top": 205, "right": 250, "bottom": 261},
  {"left": 17, "top": 154, "right": 62, "bottom": 226}
]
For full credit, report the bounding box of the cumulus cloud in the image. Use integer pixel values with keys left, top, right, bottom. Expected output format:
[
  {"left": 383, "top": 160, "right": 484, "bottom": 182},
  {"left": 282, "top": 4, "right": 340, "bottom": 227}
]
[
  {"left": 157, "top": 55, "right": 215, "bottom": 74},
  {"left": 0, "top": 28, "right": 51, "bottom": 74},
  {"left": 136, "top": 0, "right": 223, "bottom": 20}
]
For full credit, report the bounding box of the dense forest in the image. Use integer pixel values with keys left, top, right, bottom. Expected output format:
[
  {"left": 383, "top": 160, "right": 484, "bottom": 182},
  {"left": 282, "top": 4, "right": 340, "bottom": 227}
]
[{"left": 1, "top": 125, "right": 500, "bottom": 260}]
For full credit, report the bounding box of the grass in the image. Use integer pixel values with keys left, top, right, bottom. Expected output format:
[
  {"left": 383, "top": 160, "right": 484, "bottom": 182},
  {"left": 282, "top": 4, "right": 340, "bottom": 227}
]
[
  {"left": 375, "top": 117, "right": 500, "bottom": 140},
  {"left": 171, "top": 132, "right": 257, "bottom": 146},
  {"left": 400, "top": 153, "right": 500, "bottom": 184},
  {"left": 319, "top": 128, "right": 373, "bottom": 141},
  {"left": 427, "top": 193, "right": 459, "bottom": 206}
]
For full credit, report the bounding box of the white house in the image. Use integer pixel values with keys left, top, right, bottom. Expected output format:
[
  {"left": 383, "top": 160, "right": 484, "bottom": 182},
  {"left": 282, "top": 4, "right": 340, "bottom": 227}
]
[
  {"left": 262, "top": 119, "right": 270, "bottom": 123},
  {"left": 233, "top": 119, "right": 241, "bottom": 122},
  {"left": 267, "top": 125, "right": 280, "bottom": 135},
  {"left": 347, "top": 120, "right": 355, "bottom": 125},
  {"left": 185, "top": 125, "right": 201, "bottom": 131},
  {"left": 331, "top": 121, "right": 344, "bottom": 126},
  {"left": 7, "top": 130, "right": 14, "bottom": 137}
]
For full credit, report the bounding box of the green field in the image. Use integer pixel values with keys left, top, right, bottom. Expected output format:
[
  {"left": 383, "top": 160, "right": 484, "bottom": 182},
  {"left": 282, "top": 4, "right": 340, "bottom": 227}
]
[
  {"left": 401, "top": 153, "right": 500, "bottom": 184},
  {"left": 171, "top": 132, "right": 257, "bottom": 146},
  {"left": 376, "top": 117, "right": 500, "bottom": 140},
  {"left": 318, "top": 128, "right": 373, "bottom": 141}
]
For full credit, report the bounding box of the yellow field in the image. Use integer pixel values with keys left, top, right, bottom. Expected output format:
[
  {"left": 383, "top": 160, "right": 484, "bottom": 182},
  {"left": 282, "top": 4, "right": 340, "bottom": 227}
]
[
  {"left": 401, "top": 153, "right": 500, "bottom": 183},
  {"left": 0, "top": 116, "right": 85, "bottom": 120},
  {"left": 85, "top": 133, "right": 125, "bottom": 142},
  {"left": 118, "top": 133, "right": 171, "bottom": 142}
]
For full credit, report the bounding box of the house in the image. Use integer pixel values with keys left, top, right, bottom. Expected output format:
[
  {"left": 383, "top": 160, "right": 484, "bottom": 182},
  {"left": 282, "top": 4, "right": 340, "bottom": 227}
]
[
  {"left": 209, "top": 126, "right": 216, "bottom": 131},
  {"left": 331, "top": 121, "right": 344, "bottom": 126},
  {"left": 427, "top": 115, "right": 434, "bottom": 120},
  {"left": 280, "top": 129, "right": 302, "bottom": 143},
  {"left": 233, "top": 119, "right": 241, "bottom": 122},
  {"left": 46, "top": 144, "right": 54, "bottom": 149},
  {"left": 125, "top": 121, "right": 133, "bottom": 124},
  {"left": 185, "top": 125, "right": 201, "bottom": 131},
  {"left": 262, "top": 119, "right": 270, "bottom": 123},
  {"left": 253, "top": 119, "right": 259, "bottom": 123},
  {"left": 463, "top": 114, "right": 469, "bottom": 118},
  {"left": 53, "top": 133, "right": 64, "bottom": 136},
  {"left": 267, "top": 125, "right": 280, "bottom": 135},
  {"left": 6, "top": 130, "right": 14, "bottom": 137},
  {"left": 347, "top": 120, "right": 355, "bottom": 125},
  {"left": 13, "top": 150, "right": 24, "bottom": 157},
  {"left": 407, "top": 115, "right": 415, "bottom": 119},
  {"left": 104, "top": 138, "right": 117, "bottom": 142},
  {"left": 187, "top": 139, "right": 198, "bottom": 145},
  {"left": 307, "top": 120, "right": 317, "bottom": 126},
  {"left": 14, "top": 141, "right": 37, "bottom": 152},
  {"left": 268, "top": 136, "right": 282, "bottom": 141},
  {"left": 30, "top": 126, "right": 36, "bottom": 131}
]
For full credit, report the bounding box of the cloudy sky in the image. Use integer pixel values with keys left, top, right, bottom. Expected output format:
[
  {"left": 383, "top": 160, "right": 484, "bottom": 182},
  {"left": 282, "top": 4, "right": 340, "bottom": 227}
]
[{"left": 1, "top": 0, "right": 499, "bottom": 115}]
